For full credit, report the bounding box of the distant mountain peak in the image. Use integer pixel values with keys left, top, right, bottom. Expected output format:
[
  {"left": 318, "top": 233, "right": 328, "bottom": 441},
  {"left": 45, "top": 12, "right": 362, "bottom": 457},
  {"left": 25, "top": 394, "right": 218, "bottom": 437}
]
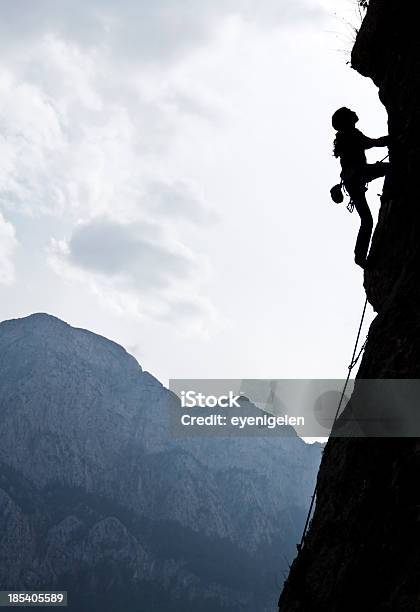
[{"left": 0, "top": 311, "right": 145, "bottom": 375}]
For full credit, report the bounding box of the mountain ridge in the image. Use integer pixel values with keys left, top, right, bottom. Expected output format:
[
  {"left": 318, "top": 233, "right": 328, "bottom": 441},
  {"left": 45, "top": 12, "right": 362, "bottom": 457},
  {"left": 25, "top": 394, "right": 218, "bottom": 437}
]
[{"left": 0, "top": 312, "right": 321, "bottom": 611}]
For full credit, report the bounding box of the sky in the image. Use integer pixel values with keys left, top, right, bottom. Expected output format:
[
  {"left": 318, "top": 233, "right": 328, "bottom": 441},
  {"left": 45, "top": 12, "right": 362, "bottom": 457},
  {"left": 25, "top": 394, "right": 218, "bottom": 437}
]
[{"left": 0, "top": 0, "right": 388, "bottom": 386}]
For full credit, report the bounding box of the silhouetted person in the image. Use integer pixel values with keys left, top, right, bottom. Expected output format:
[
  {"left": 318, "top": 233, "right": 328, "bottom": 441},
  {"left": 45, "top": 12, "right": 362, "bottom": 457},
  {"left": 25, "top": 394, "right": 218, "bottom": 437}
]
[{"left": 332, "top": 107, "right": 389, "bottom": 268}]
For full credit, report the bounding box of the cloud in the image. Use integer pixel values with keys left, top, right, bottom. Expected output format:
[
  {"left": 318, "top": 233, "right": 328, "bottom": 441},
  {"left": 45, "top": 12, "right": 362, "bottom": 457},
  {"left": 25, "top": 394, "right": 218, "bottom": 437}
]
[
  {"left": 0, "top": 69, "right": 66, "bottom": 216},
  {"left": 48, "top": 217, "right": 217, "bottom": 329},
  {"left": 0, "top": 0, "right": 325, "bottom": 63},
  {"left": 0, "top": 0, "right": 324, "bottom": 223},
  {"left": 0, "top": 0, "right": 323, "bottom": 340},
  {"left": 0, "top": 44, "right": 175, "bottom": 219},
  {"left": 0, "top": 213, "right": 18, "bottom": 285},
  {"left": 145, "top": 181, "right": 217, "bottom": 225},
  {"left": 0, "top": 30, "right": 220, "bottom": 330},
  {"left": 67, "top": 217, "right": 194, "bottom": 290}
]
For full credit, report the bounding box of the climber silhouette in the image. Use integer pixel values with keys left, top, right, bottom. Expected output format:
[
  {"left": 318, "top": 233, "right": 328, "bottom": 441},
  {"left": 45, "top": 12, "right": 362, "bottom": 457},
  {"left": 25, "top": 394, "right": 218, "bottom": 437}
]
[{"left": 332, "top": 107, "right": 389, "bottom": 268}]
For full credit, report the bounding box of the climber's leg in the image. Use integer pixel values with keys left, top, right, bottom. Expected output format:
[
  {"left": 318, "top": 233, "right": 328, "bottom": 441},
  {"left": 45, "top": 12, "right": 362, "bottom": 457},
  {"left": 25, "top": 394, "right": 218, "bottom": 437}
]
[
  {"left": 365, "top": 162, "right": 389, "bottom": 184},
  {"left": 353, "top": 195, "right": 373, "bottom": 268},
  {"left": 366, "top": 161, "right": 392, "bottom": 200}
]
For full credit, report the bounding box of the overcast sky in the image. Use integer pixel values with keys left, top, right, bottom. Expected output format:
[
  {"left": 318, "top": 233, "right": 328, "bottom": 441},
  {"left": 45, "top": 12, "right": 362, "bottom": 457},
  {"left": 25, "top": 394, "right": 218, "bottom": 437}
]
[{"left": 0, "top": 0, "right": 388, "bottom": 385}]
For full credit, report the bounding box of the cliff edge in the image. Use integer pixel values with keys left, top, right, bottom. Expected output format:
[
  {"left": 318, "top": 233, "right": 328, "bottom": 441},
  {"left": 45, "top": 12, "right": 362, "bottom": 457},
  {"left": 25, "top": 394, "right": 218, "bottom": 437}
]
[{"left": 278, "top": 2, "right": 420, "bottom": 610}]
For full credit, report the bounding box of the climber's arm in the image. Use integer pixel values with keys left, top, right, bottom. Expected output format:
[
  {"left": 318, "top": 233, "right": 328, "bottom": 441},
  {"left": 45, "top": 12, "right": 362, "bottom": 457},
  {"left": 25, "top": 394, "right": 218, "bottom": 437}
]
[{"left": 363, "top": 135, "right": 390, "bottom": 149}]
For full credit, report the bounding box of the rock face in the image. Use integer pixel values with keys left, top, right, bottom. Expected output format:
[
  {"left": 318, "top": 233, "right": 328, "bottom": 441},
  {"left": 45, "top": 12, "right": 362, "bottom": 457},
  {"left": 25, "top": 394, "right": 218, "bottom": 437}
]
[
  {"left": 278, "top": 2, "right": 420, "bottom": 610},
  {"left": 0, "top": 313, "right": 321, "bottom": 611}
]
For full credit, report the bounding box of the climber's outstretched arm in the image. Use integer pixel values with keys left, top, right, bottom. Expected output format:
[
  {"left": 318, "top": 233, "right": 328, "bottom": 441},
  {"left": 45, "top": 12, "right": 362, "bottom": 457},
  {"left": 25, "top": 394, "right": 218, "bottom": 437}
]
[{"left": 363, "top": 135, "right": 390, "bottom": 149}]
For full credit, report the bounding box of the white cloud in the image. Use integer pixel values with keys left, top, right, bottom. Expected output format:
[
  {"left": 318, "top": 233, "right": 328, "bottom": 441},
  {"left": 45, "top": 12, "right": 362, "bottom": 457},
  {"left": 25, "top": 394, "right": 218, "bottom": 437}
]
[
  {"left": 0, "top": 33, "right": 220, "bottom": 221},
  {"left": 0, "top": 0, "right": 325, "bottom": 64},
  {"left": 0, "top": 213, "right": 18, "bottom": 285},
  {"left": 0, "top": 68, "right": 64, "bottom": 215},
  {"left": 144, "top": 180, "right": 217, "bottom": 225},
  {"left": 48, "top": 217, "right": 217, "bottom": 332},
  {"left": 0, "top": 0, "right": 384, "bottom": 384},
  {"left": 0, "top": 26, "right": 222, "bottom": 330}
]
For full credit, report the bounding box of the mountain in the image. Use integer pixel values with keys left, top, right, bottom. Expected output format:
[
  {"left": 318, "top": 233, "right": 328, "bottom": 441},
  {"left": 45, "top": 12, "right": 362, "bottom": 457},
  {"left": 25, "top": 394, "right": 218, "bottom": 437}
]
[
  {"left": 0, "top": 313, "right": 321, "bottom": 611},
  {"left": 278, "top": 2, "right": 420, "bottom": 610}
]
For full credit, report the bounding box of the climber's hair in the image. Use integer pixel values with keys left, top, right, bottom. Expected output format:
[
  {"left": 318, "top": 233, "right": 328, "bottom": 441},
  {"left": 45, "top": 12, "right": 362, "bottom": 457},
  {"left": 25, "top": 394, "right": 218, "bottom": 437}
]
[{"left": 332, "top": 107, "right": 357, "bottom": 158}]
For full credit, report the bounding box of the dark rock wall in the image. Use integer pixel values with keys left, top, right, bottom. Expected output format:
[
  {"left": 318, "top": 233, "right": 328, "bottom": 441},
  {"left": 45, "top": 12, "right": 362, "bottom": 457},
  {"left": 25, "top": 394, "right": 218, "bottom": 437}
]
[{"left": 278, "top": 2, "right": 420, "bottom": 610}]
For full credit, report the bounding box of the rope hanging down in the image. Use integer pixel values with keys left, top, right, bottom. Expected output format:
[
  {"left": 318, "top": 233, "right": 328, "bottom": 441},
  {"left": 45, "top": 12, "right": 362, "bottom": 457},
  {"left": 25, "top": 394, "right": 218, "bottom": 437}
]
[{"left": 297, "top": 295, "right": 369, "bottom": 552}]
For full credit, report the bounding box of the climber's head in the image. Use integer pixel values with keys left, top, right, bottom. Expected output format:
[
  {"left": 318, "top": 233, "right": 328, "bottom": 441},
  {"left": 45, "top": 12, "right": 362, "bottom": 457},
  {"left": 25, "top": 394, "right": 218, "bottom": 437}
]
[{"left": 332, "top": 107, "right": 358, "bottom": 131}]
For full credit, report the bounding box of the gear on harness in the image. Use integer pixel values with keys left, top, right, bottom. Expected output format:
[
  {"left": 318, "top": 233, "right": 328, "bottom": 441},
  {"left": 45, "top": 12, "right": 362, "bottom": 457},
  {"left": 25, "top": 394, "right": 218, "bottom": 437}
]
[
  {"left": 330, "top": 182, "right": 344, "bottom": 203},
  {"left": 330, "top": 181, "right": 358, "bottom": 213}
]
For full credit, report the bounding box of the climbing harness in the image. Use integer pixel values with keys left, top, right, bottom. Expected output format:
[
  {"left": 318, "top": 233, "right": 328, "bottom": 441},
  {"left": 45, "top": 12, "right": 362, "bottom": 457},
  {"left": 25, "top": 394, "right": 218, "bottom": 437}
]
[
  {"left": 296, "top": 294, "right": 369, "bottom": 552},
  {"left": 332, "top": 153, "right": 390, "bottom": 214}
]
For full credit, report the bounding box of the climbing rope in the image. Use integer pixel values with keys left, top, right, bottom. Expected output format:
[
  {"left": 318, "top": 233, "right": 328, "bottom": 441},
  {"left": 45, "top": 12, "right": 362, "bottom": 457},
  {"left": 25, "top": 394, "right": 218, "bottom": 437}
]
[{"left": 297, "top": 294, "right": 369, "bottom": 552}]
